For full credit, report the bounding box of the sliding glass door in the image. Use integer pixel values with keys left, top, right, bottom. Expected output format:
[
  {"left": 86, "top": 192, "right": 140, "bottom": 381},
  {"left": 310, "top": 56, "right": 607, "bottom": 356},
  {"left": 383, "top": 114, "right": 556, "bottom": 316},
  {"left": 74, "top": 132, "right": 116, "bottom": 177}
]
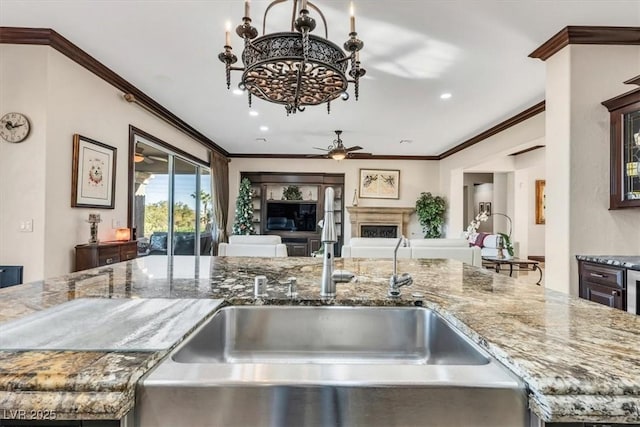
[{"left": 133, "top": 140, "right": 212, "bottom": 256}]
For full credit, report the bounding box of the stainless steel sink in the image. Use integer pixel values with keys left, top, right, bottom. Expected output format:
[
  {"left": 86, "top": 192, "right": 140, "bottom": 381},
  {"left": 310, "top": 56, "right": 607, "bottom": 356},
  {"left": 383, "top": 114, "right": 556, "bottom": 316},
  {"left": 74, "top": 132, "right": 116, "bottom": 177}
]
[
  {"left": 171, "top": 306, "right": 489, "bottom": 365},
  {"left": 138, "top": 306, "right": 528, "bottom": 427}
]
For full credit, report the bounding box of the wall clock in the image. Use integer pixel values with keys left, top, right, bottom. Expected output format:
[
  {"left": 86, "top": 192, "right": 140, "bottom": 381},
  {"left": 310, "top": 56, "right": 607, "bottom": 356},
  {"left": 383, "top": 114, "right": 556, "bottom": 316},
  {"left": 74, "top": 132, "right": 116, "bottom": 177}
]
[{"left": 0, "top": 112, "right": 31, "bottom": 143}]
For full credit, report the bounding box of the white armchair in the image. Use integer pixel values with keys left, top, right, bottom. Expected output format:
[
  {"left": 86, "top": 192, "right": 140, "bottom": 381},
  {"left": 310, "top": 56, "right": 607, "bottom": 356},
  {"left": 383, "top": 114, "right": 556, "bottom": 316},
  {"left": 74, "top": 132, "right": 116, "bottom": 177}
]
[{"left": 218, "top": 235, "right": 288, "bottom": 257}]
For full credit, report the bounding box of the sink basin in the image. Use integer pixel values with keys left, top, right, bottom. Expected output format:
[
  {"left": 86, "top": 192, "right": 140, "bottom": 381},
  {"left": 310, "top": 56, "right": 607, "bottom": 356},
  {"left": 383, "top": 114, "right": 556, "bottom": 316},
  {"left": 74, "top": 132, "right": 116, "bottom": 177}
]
[
  {"left": 138, "top": 305, "right": 528, "bottom": 427},
  {"left": 172, "top": 306, "right": 489, "bottom": 365}
]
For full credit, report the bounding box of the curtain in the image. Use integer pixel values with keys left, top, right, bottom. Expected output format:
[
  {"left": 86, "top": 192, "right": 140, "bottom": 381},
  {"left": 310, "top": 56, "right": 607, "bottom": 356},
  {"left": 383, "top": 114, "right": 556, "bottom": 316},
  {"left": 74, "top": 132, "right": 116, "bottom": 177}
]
[{"left": 210, "top": 150, "right": 229, "bottom": 255}]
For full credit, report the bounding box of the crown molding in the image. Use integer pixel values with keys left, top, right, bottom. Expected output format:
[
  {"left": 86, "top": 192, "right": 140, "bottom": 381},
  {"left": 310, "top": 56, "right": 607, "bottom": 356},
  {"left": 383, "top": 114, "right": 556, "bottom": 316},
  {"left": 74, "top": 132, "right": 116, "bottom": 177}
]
[
  {"left": 438, "top": 101, "right": 545, "bottom": 159},
  {"left": 509, "top": 145, "right": 545, "bottom": 156},
  {"left": 228, "top": 153, "right": 440, "bottom": 160},
  {"left": 529, "top": 26, "right": 640, "bottom": 61},
  {"left": 0, "top": 27, "right": 229, "bottom": 157}
]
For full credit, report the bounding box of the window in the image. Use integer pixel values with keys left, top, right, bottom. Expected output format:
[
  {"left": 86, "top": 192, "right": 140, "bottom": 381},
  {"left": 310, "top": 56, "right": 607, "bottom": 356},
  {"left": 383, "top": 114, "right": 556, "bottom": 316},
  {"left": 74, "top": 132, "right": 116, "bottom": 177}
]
[{"left": 132, "top": 137, "right": 213, "bottom": 257}]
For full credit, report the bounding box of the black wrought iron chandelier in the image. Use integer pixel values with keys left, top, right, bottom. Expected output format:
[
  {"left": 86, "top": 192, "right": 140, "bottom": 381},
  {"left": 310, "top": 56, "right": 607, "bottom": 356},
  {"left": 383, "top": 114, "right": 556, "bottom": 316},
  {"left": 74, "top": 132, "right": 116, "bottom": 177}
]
[{"left": 218, "top": 0, "right": 365, "bottom": 115}]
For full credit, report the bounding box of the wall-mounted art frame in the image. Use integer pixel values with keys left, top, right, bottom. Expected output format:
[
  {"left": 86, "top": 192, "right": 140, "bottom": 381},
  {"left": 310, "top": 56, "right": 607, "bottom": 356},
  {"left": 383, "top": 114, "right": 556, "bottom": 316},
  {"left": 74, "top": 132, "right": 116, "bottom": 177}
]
[
  {"left": 535, "top": 179, "right": 546, "bottom": 224},
  {"left": 71, "top": 134, "right": 117, "bottom": 209},
  {"left": 359, "top": 169, "right": 400, "bottom": 199},
  {"left": 484, "top": 202, "right": 492, "bottom": 215},
  {"left": 479, "top": 202, "right": 485, "bottom": 213}
]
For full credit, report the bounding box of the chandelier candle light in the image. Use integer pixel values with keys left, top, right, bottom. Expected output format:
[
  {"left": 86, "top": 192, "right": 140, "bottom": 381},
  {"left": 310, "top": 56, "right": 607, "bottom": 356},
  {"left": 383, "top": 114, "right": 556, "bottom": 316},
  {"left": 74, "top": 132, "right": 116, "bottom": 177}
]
[{"left": 219, "top": 0, "right": 366, "bottom": 115}]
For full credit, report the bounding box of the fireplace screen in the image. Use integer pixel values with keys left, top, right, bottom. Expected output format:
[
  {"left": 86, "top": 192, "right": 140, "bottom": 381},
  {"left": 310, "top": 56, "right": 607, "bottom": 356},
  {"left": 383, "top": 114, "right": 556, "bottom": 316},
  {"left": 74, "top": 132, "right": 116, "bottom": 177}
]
[{"left": 361, "top": 225, "right": 398, "bottom": 238}]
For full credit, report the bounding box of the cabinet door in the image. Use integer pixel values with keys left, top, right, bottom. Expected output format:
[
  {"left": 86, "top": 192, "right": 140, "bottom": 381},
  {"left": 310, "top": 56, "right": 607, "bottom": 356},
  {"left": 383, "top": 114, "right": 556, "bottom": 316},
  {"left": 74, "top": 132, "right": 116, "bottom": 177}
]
[
  {"left": 582, "top": 281, "right": 625, "bottom": 310},
  {"left": 606, "top": 100, "right": 640, "bottom": 209},
  {"left": 287, "top": 243, "right": 309, "bottom": 257}
]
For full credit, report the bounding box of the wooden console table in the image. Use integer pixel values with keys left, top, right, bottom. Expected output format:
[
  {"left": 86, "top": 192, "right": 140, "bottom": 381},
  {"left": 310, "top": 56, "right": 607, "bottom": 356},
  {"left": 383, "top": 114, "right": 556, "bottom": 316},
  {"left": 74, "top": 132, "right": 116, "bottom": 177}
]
[{"left": 75, "top": 241, "right": 137, "bottom": 272}]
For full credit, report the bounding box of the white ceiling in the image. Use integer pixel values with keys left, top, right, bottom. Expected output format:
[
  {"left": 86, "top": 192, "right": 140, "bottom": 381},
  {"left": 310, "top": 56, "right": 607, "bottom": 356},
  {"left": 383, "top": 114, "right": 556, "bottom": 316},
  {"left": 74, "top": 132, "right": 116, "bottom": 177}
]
[{"left": 1, "top": 1, "right": 639, "bottom": 156}]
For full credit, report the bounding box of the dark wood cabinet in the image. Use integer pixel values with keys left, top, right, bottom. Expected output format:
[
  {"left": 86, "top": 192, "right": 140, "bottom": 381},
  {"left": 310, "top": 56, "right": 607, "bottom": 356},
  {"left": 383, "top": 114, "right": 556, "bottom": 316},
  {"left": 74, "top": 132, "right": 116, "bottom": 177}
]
[
  {"left": 242, "top": 172, "right": 345, "bottom": 257},
  {"left": 75, "top": 241, "right": 138, "bottom": 272},
  {"left": 578, "top": 261, "right": 626, "bottom": 311},
  {"left": 602, "top": 76, "right": 640, "bottom": 209}
]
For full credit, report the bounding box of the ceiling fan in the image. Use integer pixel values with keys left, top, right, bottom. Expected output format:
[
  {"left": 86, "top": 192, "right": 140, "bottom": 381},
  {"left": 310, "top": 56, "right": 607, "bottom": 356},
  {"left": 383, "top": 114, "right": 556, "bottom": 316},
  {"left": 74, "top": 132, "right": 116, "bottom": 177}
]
[
  {"left": 134, "top": 147, "right": 168, "bottom": 164},
  {"left": 308, "top": 130, "right": 371, "bottom": 160}
]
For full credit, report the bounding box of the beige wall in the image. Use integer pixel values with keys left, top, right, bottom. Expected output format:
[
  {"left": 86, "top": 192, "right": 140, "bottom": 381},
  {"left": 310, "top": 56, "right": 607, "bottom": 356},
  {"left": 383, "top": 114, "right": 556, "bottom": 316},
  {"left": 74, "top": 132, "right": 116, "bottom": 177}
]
[
  {"left": 228, "top": 158, "right": 441, "bottom": 242},
  {"left": 0, "top": 44, "right": 211, "bottom": 281},
  {"left": 545, "top": 45, "right": 640, "bottom": 295},
  {"left": 439, "top": 113, "right": 546, "bottom": 240},
  {"left": 514, "top": 147, "right": 546, "bottom": 258},
  {"left": 0, "top": 45, "right": 48, "bottom": 281}
]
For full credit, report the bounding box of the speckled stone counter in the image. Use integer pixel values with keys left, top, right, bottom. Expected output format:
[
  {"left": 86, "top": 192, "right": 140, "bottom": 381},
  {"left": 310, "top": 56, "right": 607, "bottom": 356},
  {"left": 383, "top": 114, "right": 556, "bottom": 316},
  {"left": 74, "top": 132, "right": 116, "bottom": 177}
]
[
  {"left": 576, "top": 254, "right": 640, "bottom": 271},
  {"left": 1, "top": 256, "right": 640, "bottom": 423}
]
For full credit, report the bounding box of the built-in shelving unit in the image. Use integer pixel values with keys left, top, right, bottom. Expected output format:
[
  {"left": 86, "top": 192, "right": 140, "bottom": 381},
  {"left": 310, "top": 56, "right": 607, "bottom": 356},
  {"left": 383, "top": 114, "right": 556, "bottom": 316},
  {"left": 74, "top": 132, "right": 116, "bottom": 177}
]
[{"left": 241, "top": 172, "right": 345, "bottom": 257}]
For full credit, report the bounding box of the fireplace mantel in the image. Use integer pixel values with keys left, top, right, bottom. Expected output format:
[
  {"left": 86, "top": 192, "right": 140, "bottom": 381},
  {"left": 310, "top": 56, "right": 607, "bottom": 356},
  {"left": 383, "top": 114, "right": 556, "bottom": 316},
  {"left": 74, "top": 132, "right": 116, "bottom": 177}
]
[{"left": 346, "top": 206, "right": 415, "bottom": 238}]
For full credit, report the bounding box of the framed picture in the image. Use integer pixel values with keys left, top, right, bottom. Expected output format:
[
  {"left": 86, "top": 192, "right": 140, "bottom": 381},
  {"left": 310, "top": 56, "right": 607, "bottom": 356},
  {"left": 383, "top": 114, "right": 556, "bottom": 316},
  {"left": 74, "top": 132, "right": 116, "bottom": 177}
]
[
  {"left": 484, "top": 202, "right": 492, "bottom": 215},
  {"left": 71, "top": 134, "right": 117, "bottom": 209},
  {"left": 535, "top": 180, "right": 546, "bottom": 224},
  {"left": 359, "top": 169, "right": 400, "bottom": 199},
  {"left": 479, "top": 202, "right": 485, "bottom": 213}
]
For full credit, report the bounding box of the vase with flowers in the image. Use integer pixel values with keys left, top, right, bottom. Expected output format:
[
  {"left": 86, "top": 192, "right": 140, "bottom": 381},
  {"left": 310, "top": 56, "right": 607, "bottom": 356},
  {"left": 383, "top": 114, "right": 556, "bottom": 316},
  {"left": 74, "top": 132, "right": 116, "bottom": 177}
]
[{"left": 464, "top": 210, "right": 514, "bottom": 258}]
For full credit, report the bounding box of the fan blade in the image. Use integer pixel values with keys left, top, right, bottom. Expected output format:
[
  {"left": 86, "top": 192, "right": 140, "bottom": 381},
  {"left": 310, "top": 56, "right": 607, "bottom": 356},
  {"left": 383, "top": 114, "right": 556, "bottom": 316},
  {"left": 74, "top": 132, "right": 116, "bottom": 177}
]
[
  {"left": 312, "top": 147, "right": 330, "bottom": 151},
  {"left": 148, "top": 155, "right": 168, "bottom": 162},
  {"left": 348, "top": 152, "right": 372, "bottom": 157},
  {"left": 344, "top": 145, "right": 363, "bottom": 152},
  {"left": 143, "top": 157, "right": 154, "bottom": 164},
  {"left": 306, "top": 154, "right": 328, "bottom": 158}
]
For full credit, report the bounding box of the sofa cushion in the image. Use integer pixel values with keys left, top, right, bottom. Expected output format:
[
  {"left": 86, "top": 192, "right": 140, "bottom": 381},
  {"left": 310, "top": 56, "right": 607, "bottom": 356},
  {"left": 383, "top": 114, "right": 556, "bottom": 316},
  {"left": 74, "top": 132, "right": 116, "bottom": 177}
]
[
  {"left": 219, "top": 244, "right": 283, "bottom": 257},
  {"left": 345, "top": 246, "right": 411, "bottom": 259},
  {"left": 149, "top": 233, "right": 168, "bottom": 252},
  {"left": 229, "top": 235, "right": 282, "bottom": 245},
  {"left": 348, "top": 237, "right": 406, "bottom": 247},
  {"left": 410, "top": 238, "right": 469, "bottom": 248}
]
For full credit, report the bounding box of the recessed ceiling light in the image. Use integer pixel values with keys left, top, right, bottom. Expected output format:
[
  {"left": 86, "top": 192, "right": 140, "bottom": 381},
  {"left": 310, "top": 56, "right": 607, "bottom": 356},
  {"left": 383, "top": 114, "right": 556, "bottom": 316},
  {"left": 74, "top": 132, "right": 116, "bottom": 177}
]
[
  {"left": 232, "top": 88, "right": 243, "bottom": 95},
  {"left": 260, "top": 126, "right": 269, "bottom": 131},
  {"left": 249, "top": 111, "right": 259, "bottom": 116},
  {"left": 440, "top": 93, "right": 452, "bottom": 100}
]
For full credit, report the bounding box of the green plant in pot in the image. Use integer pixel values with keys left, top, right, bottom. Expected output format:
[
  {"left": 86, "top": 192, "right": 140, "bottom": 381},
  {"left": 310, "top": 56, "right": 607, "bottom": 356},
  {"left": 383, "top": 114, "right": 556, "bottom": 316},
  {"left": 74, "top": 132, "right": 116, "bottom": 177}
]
[{"left": 415, "top": 192, "right": 446, "bottom": 238}]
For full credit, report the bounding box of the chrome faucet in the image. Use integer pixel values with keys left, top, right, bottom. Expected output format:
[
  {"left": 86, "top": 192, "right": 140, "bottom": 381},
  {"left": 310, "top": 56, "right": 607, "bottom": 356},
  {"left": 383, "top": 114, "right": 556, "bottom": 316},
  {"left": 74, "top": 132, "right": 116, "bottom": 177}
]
[
  {"left": 320, "top": 187, "right": 355, "bottom": 297},
  {"left": 388, "top": 236, "right": 412, "bottom": 297}
]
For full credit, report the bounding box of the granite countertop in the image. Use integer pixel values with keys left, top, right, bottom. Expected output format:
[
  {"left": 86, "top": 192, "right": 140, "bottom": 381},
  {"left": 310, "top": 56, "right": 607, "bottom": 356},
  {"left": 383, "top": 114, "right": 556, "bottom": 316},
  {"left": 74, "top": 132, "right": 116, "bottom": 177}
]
[
  {"left": 576, "top": 254, "right": 640, "bottom": 270},
  {"left": 1, "top": 256, "right": 640, "bottom": 423}
]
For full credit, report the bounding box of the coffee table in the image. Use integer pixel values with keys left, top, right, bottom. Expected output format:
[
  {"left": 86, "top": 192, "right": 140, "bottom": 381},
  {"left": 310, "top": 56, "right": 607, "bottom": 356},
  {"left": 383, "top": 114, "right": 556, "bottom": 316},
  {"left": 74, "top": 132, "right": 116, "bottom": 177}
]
[{"left": 481, "top": 257, "right": 543, "bottom": 285}]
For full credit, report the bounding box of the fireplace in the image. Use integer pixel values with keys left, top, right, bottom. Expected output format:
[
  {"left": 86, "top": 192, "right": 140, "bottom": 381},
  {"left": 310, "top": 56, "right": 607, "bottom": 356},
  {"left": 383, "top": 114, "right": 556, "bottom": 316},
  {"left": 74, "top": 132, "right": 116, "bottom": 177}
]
[{"left": 346, "top": 206, "right": 415, "bottom": 238}]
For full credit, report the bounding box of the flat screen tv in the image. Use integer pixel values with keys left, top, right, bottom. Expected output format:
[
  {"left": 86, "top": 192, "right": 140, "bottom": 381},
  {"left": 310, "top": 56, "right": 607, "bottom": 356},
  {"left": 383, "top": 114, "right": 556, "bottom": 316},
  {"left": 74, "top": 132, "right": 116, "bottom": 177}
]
[{"left": 266, "top": 202, "right": 317, "bottom": 232}]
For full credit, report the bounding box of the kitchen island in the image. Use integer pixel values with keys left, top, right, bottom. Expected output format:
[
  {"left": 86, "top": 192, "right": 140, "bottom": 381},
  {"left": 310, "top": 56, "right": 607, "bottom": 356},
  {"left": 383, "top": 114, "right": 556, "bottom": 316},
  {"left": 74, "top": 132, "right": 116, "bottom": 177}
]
[{"left": 1, "top": 255, "right": 640, "bottom": 425}]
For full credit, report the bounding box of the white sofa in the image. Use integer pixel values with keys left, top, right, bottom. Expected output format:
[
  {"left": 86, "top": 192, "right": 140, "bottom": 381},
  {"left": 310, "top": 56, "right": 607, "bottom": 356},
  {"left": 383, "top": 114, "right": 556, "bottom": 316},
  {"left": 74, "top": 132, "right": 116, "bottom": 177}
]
[
  {"left": 341, "top": 237, "right": 481, "bottom": 266},
  {"left": 341, "top": 237, "right": 411, "bottom": 259},
  {"left": 218, "top": 235, "right": 288, "bottom": 257},
  {"left": 410, "top": 238, "right": 482, "bottom": 267}
]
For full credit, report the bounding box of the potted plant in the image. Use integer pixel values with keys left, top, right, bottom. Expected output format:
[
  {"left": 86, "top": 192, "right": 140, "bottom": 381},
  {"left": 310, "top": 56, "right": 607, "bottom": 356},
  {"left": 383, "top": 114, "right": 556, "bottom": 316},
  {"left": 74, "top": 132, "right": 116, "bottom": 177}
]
[{"left": 415, "top": 192, "right": 446, "bottom": 238}]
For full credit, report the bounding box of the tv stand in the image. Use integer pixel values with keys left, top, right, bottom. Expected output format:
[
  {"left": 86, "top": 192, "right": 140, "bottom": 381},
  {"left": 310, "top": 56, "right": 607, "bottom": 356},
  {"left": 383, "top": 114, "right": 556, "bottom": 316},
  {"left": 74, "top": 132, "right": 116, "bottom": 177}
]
[{"left": 241, "top": 172, "right": 345, "bottom": 257}]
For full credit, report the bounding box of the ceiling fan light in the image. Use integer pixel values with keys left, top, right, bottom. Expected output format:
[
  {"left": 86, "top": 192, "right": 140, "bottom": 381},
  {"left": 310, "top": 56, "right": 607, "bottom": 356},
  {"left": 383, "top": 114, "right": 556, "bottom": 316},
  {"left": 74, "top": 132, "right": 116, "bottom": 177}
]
[
  {"left": 134, "top": 153, "right": 145, "bottom": 163},
  {"left": 331, "top": 152, "right": 346, "bottom": 160}
]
